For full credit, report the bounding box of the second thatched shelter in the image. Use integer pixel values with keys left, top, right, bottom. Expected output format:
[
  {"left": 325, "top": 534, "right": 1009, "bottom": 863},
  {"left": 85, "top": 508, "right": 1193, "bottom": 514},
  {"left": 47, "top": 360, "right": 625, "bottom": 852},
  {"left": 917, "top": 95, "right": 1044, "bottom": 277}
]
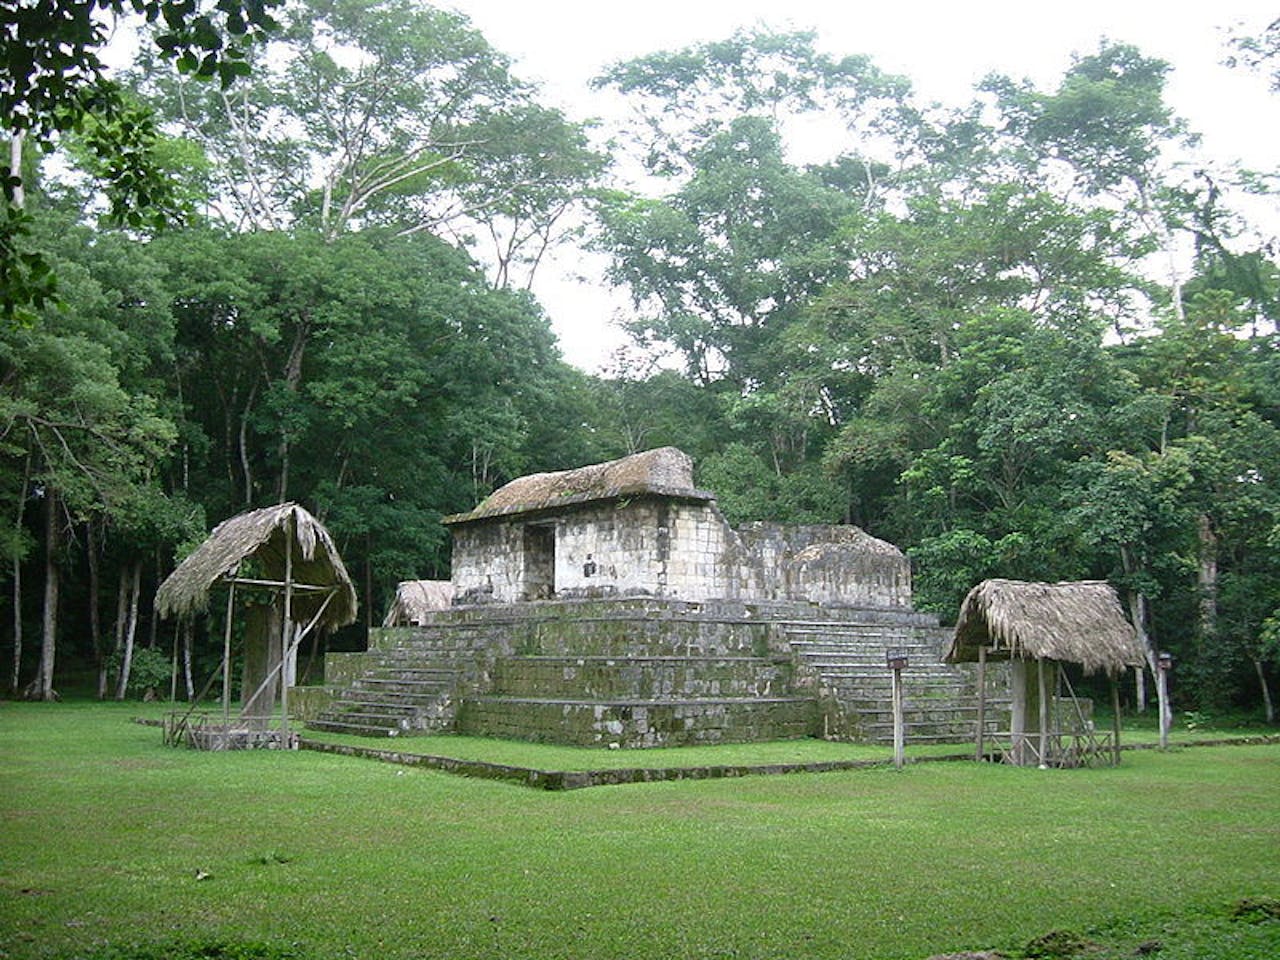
[
  {"left": 944, "top": 579, "right": 1146, "bottom": 767},
  {"left": 383, "top": 580, "right": 455, "bottom": 626}
]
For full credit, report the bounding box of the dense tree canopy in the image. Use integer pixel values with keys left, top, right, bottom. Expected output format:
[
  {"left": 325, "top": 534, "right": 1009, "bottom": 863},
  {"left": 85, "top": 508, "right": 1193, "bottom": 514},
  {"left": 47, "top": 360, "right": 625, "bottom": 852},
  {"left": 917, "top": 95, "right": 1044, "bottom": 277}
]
[{"left": 3, "top": 8, "right": 1277, "bottom": 718}]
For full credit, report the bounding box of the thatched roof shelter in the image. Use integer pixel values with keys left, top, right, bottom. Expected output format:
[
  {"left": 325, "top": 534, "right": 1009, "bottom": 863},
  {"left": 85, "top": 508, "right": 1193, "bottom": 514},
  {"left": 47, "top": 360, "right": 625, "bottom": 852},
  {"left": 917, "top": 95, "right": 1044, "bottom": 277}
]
[
  {"left": 444, "top": 447, "right": 712, "bottom": 525},
  {"left": 383, "top": 580, "right": 454, "bottom": 626},
  {"left": 945, "top": 579, "right": 1145, "bottom": 675},
  {"left": 155, "top": 502, "right": 357, "bottom": 630}
]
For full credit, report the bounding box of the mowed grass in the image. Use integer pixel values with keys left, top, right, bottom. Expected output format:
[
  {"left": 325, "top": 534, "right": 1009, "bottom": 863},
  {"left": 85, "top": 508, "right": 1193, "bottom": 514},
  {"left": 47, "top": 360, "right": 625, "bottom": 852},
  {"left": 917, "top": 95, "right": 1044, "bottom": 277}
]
[{"left": 2, "top": 702, "right": 1278, "bottom": 960}]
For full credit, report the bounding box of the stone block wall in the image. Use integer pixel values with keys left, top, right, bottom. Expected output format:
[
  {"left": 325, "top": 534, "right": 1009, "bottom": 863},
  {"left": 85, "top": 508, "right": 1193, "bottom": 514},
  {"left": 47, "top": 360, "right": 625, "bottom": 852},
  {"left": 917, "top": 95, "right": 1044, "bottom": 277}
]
[
  {"left": 490, "top": 655, "right": 793, "bottom": 700},
  {"left": 736, "top": 522, "right": 912, "bottom": 608},
  {"left": 457, "top": 696, "right": 817, "bottom": 748},
  {"left": 450, "top": 522, "right": 526, "bottom": 603},
  {"left": 450, "top": 501, "right": 913, "bottom": 609}
]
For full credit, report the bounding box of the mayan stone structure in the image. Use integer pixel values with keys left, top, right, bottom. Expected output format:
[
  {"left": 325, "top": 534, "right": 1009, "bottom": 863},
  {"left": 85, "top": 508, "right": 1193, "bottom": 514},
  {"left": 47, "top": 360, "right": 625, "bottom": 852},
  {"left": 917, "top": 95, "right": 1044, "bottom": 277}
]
[
  {"left": 306, "top": 448, "right": 1006, "bottom": 747},
  {"left": 446, "top": 448, "right": 911, "bottom": 608}
]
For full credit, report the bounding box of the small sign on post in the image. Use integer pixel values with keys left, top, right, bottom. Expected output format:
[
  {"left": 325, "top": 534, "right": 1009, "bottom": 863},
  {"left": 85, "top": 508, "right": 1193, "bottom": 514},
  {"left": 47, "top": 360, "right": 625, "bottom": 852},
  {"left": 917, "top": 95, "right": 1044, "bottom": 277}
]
[{"left": 887, "top": 649, "right": 908, "bottom": 769}]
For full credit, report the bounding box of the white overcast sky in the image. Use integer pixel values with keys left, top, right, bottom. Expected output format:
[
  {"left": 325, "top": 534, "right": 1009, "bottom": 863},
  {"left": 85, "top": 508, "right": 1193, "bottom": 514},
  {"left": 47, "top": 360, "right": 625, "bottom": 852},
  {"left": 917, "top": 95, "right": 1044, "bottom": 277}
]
[{"left": 447, "top": 0, "right": 1278, "bottom": 372}]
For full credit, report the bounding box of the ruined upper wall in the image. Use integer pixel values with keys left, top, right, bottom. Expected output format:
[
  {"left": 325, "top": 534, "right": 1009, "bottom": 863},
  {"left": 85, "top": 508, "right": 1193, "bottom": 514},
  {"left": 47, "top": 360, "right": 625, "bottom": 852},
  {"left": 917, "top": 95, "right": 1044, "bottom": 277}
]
[{"left": 735, "top": 523, "right": 912, "bottom": 608}]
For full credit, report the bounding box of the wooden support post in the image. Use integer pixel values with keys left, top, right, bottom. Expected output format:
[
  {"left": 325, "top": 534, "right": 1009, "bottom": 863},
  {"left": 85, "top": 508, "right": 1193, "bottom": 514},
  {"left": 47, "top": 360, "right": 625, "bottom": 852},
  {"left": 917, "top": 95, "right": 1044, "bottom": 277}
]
[
  {"left": 891, "top": 662, "right": 905, "bottom": 771},
  {"left": 1037, "top": 657, "right": 1049, "bottom": 769},
  {"left": 222, "top": 584, "right": 235, "bottom": 730},
  {"left": 280, "top": 512, "right": 294, "bottom": 748},
  {"left": 1111, "top": 675, "right": 1122, "bottom": 766},
  {"left": 975, "top": 645, "right": 987, "bottom": 762},
  {"left": 1010, "top": 659, "right": 1028, "bottom": 766}
]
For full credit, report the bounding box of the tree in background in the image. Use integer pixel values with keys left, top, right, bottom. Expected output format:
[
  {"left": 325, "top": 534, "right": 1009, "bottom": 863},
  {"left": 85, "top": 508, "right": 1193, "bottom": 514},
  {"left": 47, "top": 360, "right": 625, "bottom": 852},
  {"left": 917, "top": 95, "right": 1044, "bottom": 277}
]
[
  {"left": 593, "top": 28, "right": 1280, "bottom": 715},
  {"left": 1, "top": 0, "right": 281, "bottom": 322},
  {"left": 130, "top": 0, "right": 606, "bottom": 289}
]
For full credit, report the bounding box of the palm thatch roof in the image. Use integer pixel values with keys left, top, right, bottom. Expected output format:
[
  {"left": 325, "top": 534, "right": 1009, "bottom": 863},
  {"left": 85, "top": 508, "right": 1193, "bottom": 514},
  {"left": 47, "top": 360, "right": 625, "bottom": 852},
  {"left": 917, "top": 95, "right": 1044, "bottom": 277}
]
[
  {"left": 945, "top": 579, "right": 1145, "bottom": 675},
  {"left": 155, "top": 502, "right": 357, "bottom": 630},
  {"left": 382, "top": 579, "right": 454, "bottom": 626},
  {"left": 444, "top": 447, "right": 712, "bottom": 525}
]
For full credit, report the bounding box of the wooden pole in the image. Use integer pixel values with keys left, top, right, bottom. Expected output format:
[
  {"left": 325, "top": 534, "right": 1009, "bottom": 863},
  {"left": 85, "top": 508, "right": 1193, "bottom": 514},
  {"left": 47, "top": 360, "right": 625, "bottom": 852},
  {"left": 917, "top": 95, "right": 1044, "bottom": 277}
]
[
  {"left": 222, "top": 584, "right": 235, "bottom": 730},
  {"left": 1111, "top": 674, "right": 1122, "bottom": 766},
  {"left": 280, "top": 512, "right": 294, "bottom": 747},
  {"left": 1010, "top": 660, "right": 1027, "bottom": 766},
  {"left": 1037, "top": 657, "right": 1049, "bottom": 769},
  {"left": 975, "top": 645, "right": 987, "bottom": 762},
  {"left": 891, "top": 663, "right": 905, "bottom": 770},
  {"left": 170, "top": 623, "right": 179, "bottom": 702}
]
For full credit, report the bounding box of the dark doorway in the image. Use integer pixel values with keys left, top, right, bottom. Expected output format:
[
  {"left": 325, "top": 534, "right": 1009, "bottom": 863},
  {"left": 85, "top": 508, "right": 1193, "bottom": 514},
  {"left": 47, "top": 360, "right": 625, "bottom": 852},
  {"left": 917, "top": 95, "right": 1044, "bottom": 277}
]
[{"left": 522, "top": 524, "right": 556, "bottom": 600}]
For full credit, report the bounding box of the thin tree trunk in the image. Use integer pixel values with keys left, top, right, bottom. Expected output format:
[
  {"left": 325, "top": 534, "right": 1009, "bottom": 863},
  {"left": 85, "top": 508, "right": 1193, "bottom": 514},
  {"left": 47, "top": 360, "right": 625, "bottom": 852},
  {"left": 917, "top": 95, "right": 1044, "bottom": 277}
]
[
  {"left": 1197, "top": 513, "right": 1218, "bottom": 641},
  {"left": 87, "top": 521, "right": 108, "bottom": 699},
  {"left": 147, "top": 552, "right": 160, "bottom": 649},
  {"left": 1126, "top": 589, "right": 1150, "bottom": 712},
  {"left": 113, "top": 563, "right": 127, "bottom": 682},
  {"left": 239, "top": 381, "right": 258, "bottom": 507},
  {"left": 10, "top": 133, "right": 24, "bottom": 209},
  {"left": 10, "top": 453, "right": 30, "bottom": 694},
  {"left": 275, "top": 316, "right": 309, "bottom": 504},
  {"left": 1252, "top": 656, "right": 1275, "bottom": 725},
  {"left": 114, "top": 561, "right": 142, "bottom": 700},
  {"left": 31, "top": 490, "right": 59, "bottom": 701}
]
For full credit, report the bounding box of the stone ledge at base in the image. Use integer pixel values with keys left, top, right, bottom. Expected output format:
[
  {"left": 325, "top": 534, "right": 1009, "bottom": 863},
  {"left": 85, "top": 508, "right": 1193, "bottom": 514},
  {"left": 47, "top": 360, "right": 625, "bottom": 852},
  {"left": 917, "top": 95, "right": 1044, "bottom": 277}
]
[{"left": 297, "top": 736, "right": 973, "bottom": 790}]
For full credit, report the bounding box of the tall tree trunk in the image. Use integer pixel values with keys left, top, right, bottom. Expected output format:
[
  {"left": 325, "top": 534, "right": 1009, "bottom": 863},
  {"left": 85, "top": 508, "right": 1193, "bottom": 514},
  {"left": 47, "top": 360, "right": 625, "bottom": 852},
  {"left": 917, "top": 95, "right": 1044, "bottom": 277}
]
[
  {"left": 1120, "top": 546, "right": 1149, "bottom": 712},
  {"left": 239, "top": 381, "right": 258, "bottom": 507},
  {"left": 1197, "top": 513, "right": 1218, "bottom": 641},
  {"left": 1252, "top": 657, "right": 1275, "bottom": 725},
  {"left": 10, "top": 453, "right": 30, "bottom": 694},
  {"left": 1126, "top": 591, "right": 1150, "bottom": 712},
  {"left": 275, "top": 315, "right": 310, "bottom": 504},
  {"left": 10, "top": 133, "right": 25, "bottom": 209},
  {"left": 113, "top": 561, "right": 142, "bottom": 700},
  {"left": 147, "top": 552, "right": 160, "bottom": 649},
  {"left": 87, "top": 521, "right": 108, "bottom": 699},
  {"left": 31, "top": 490, "right": 59, "bottom": 701}
]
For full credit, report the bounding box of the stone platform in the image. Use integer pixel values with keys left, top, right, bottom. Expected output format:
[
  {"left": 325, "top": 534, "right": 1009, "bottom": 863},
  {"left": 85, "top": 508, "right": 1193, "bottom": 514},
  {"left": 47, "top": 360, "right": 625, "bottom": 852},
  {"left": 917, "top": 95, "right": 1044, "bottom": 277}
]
[{"left": 305, "top": 598, "right": 1009, "bottom": 748}]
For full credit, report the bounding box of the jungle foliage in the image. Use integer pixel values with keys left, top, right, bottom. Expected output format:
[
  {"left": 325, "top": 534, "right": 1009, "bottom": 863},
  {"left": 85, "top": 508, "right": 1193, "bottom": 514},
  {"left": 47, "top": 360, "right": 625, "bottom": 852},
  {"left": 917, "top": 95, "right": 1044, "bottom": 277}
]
[{"left": 1, "top": 5, "right": 1278, "bottom": 715}]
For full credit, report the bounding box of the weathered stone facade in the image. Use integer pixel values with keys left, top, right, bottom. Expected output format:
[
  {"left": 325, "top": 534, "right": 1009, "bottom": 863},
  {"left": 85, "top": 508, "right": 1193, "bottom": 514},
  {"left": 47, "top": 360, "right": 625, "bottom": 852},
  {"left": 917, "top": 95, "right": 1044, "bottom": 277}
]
[{"left": 444, "top": 447, "right": 911, "bottom": 608}]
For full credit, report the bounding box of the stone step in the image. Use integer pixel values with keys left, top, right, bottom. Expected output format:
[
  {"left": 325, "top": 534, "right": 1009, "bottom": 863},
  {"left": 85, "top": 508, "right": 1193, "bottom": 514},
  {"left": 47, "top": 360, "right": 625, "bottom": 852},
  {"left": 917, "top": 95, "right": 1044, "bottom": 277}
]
[
  {"left": 330, "top": 698, "right": 422, "bottom": 714},
  {"left": 784, "top": 626, "right": 920, "bottom": 639},
  {"left": 323, "top": 706, "right": 415, "bottom": 724},
  {"left": 791, "top": 642, "right": 933, "bottom": 656},
  {"left": 353, "top": 677, "right": 456, "bottom": 693},
  {"left": 356, "top": 671, "right": 458, "bottom": 687},
  {"left": 848, "top": 705, "right": 994, "bottom": 723},
  {"left": 307, "top": 717, "right": 402, "bottom": 737},
  {"left": 464, "top": 695, "right": 813, "bottom": 707},
  {"left": 505, "top": 654, "right": 784, "bottom": 664}
]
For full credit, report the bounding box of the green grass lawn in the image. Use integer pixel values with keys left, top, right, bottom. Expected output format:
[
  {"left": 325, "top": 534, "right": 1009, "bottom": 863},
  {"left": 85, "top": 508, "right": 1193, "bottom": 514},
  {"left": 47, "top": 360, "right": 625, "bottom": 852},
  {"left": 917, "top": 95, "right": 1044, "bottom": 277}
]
[{"left": 2, "top": 701, "right": 1278, "bottom": 960}]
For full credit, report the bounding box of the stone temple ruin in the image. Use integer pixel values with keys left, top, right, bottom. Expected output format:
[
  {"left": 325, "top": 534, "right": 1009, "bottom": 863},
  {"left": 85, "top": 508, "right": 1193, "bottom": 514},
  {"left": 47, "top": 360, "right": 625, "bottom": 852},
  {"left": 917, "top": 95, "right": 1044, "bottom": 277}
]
[{"left": 307, "top": 447, "right": 1007, "bottom": 747}]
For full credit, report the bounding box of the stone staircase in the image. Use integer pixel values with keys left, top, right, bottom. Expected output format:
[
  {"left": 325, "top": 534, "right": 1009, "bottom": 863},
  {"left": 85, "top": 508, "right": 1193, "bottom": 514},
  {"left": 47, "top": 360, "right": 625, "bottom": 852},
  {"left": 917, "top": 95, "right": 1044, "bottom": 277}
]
[
  {"left": 308, "top": 632, "right": 471, "bottom": 737},
  {"left": 304, "top": 598, "right": 1007, "bottom": 747},
  {"left": 783, "top": 617, "right": 1008, "bottom": 744}
]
